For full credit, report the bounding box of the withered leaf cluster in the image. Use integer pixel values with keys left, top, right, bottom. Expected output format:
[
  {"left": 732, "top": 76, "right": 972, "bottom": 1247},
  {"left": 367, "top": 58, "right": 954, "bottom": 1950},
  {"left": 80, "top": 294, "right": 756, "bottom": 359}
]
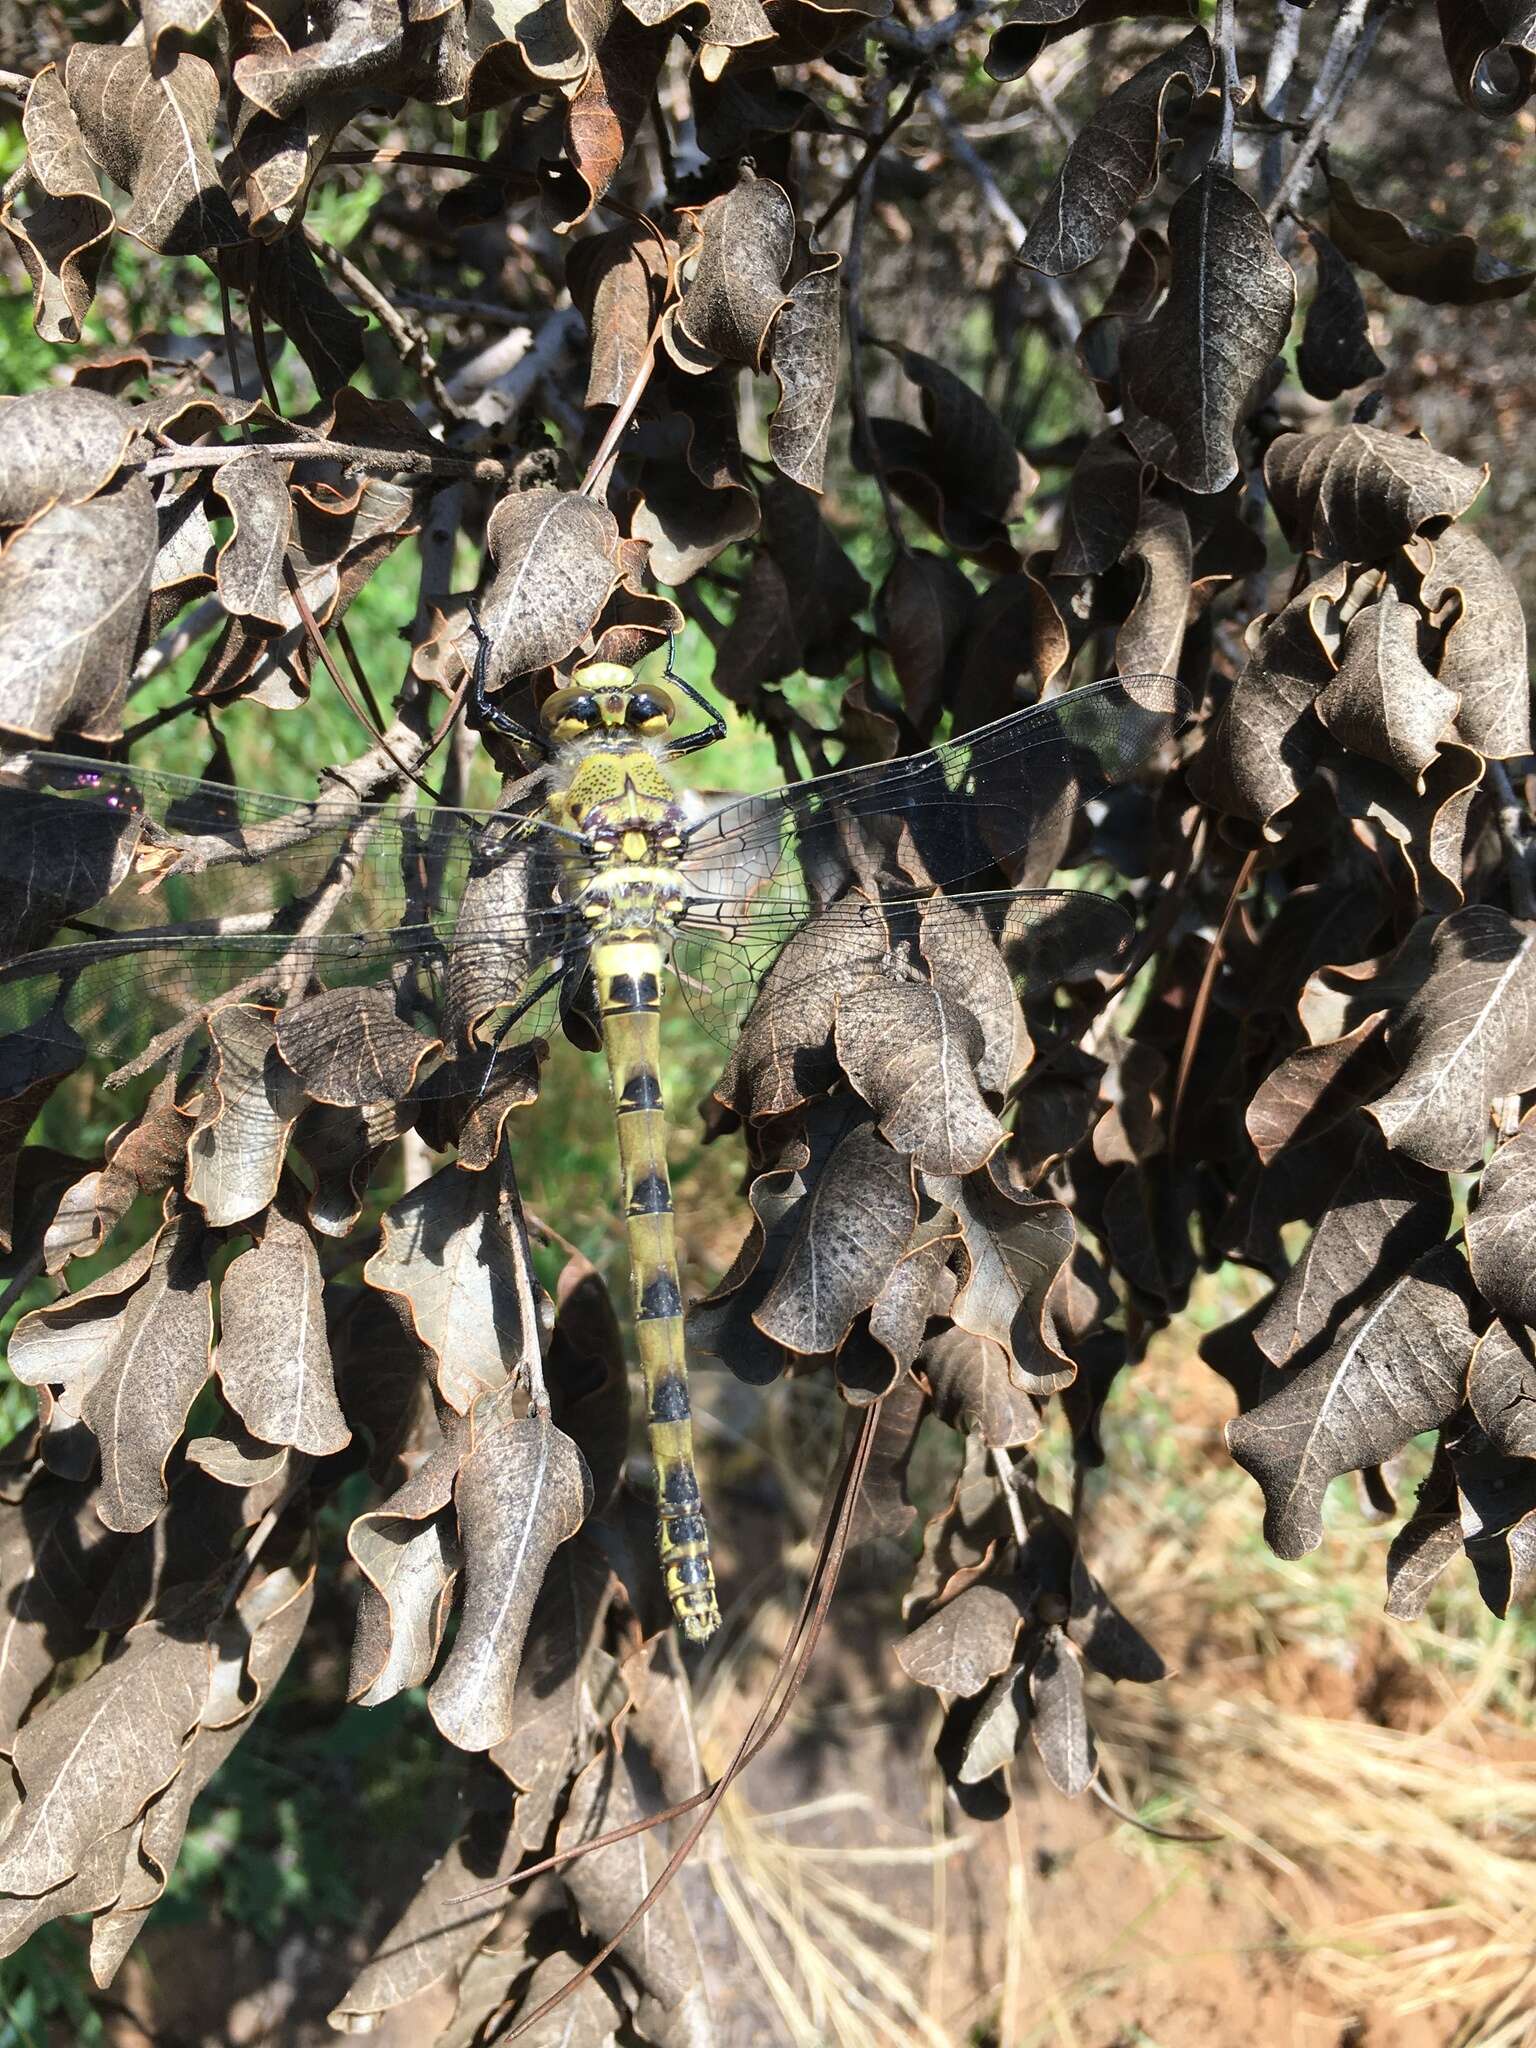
[{"left": 0, "top": 0, "right": 1533, "bottom": 2036}]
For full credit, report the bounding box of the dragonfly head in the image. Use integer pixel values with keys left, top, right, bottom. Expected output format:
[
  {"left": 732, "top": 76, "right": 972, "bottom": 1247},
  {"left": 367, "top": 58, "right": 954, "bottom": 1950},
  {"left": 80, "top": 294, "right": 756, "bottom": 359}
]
[{"left": 544, "top": 665, "right": 677, "bottom": 743}]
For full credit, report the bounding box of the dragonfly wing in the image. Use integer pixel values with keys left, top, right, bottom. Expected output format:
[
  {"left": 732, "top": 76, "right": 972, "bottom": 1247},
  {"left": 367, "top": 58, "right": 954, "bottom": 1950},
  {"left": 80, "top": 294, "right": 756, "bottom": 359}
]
[
  {"left": 677, "top": 674, "right": 1187, "bottom": 898},
  {"left": 0, "top": 755, "right": 584, "bottom": 1094},
  {"left": 668, "top": 887, "right": 1135, "bottom": 1054}
]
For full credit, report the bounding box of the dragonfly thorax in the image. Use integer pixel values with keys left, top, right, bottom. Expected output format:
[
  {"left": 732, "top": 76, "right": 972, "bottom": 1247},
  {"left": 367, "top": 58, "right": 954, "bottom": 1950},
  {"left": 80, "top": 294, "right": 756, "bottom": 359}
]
[{"left": 578, "top": 864, "right": 687, "bottom": 937}]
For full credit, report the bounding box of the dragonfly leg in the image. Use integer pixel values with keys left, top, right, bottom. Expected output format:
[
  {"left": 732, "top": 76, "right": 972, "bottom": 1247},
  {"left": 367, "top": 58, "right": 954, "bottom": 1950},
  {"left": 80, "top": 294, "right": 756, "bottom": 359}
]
[
  {"left": 662, "top": 634, "right": 728, "bottom": 759},
  {"left": 465, "top": 598, "right": 553, "bottom": 759}
]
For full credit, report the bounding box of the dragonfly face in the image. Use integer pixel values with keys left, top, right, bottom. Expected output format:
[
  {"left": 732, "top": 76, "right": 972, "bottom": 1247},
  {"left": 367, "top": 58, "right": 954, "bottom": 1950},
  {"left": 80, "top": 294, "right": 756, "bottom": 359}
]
[{"left": 0, "top": 667, "right": 1190, "bottom": 1648}]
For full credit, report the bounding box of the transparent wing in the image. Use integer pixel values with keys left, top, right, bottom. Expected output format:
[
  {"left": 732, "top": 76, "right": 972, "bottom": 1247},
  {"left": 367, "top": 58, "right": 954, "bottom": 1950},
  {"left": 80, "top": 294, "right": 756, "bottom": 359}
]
[
  {"left": 0, "top": 754, "right": 586, "bottom": 1089},
  {"left": 678, "top": 674, "right": 1188, "bottom": 903},
  {"left": 668, "top": 888, "right": 1136, "bottom": 1050}
]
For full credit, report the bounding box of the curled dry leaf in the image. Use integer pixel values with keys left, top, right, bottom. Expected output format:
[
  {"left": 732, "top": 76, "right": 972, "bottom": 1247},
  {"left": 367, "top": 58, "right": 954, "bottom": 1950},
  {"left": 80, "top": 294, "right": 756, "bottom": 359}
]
[
  {"left": 896, "top": 1580, "right": 1026, "bottom": 1697},
  {"left": 0, "top": 388, "right": 140, "bottom": 523},
  {"left": 0, "top": 1619, "right": 210, "bottom": 1898},
  {"left": 2, "top": 67, "right": 115, "bottom": 344},
  {"left": 209, "top": 454, "right": 293, "bottom": 626},
  {"left": 1370, "top": 906, "right": 1536, "bottom": 1173},
  {"left": 959, "top": 1661, "right": 1029, "bottom": 1782},
  {"left": 1326, "top": 171, "right": 1536, "bottom": 306},
  {"left": 1054, "top": 429, "right": 1144, "bottom": 580},
  {"left": 554, "top": 8, "right": 669, "bottom": 232},
  {"left": 1254, "top": 1123, "right": 1454, "bottom": 1370},
  {"left": 1467, "top": 1320, "right": 1536, "bottom": 1460},
  {"left": 875, "top": 548, "right": 977, "bottom": 736},
  {"left": 766, "top": 246, "right": 841, "bottom": 493},
  {"left": 329, "top": 1811, "right": 522, "bottom": 2033},
  {"left": 185, "top": 1005, "right": 308, "bottom": 1228},
  {"left": 1314, "top": 592, "right": 1459, "bottom": 788},
  {"left": 0, "top": 474, "right": 156, "bottom": 742},
  {"left": 1021, "top": 27, "right": 1213, "bottom": 276},
  {"left": 870, "top": 345, "right": 1038, "bottom": 561},
  {"left": 365, "top": 1158, "right": 544, "bottom": 1414},
  {"left": 275, "top": 985, "right": 440, "bottom": 1107},
  {"left": 918, "top": 1324, "right": 1041, "bottom": 1449},
  {"left": 1406, "top": 520, "right": 1530, "bottom": 761},
  {"left": 481, "top": 486, "right": 623, "bottom": 685},
  {"left": 1122, "top": 169, "right": 1295, "bottom": 495},
  {"left": 1326, "top": 738, "right": 1483, "bottom": 920},
  {"left": 490, "top": 1532, "right": 614, "bottom": 1842},
  {"left": 1436, "top": 0, "right": 1535, "bottom": 115},
  {"left": 347, "top": 1422, "right": 464, "bottom": 1706},
  {"left": 1028, "top": 1628, "right": 1096, "bottom": 1796},
  {"left": 0, "top": 1475, "right": 121, "bottom": 1753},
  {"left": 1115, "top": 490, "right": 1192, "bottom": 680},
  {"left": 1448, "top": 1426, "right": 1536, "bottom": 1617},
  {"left": 498, "top": 1949, "right": 625, "bottom": 2048},
  {"left": 556, "top": 1741, "right": 709, "bottom": 2024},
  {"left": 1227, "top": 1243, "right": 1479, "bottom": 1559},
  {"left": 1467, "top": 1109, "right": 1536, "bottom": 1326},
  {"left": 428, "top": 1403, "right": 593, "bottom": 1751},
  {"left": 10, "top": 1204, "right": 214, "bottom": 1532},
  {"left": 86, "top": 1552, "right": 315, "bottom": 1982},
  {"left": 1191, "top": 562, "right": 1346, "bottom": 827},
  {"left": 65, "top": 45, "right": 242, "bottom": 256},
  {"left": 926, "top": 1164, "right": 1076, "bottom": 1395},
  {"left": 676, "top": 165, "right": 795, "bottom": 369},
  {"left": 217, "top": 1211, "right": 350, "bottom": 1456},
  {"left": 835, "top": 978, "right": 1004, "bottom": 1177},
  {"left": 1265, "top": 424, "right": 1486, "bottom": 563},
  {"left": 753, "top": 1120, "right": 917, "bottom": 1355},
  {"left": 1385, "top": 1442, "right": 1462, "bottom": 1621},
  {"left": 1297, "top": 225, "right": 1385, "bottom": 401}
]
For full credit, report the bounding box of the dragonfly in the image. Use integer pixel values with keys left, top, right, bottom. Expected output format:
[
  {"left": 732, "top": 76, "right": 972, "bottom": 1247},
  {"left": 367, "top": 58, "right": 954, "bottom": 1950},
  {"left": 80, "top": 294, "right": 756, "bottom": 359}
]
[{"left": 0, "top": 647, "right": 1186, "bottom": 1643}]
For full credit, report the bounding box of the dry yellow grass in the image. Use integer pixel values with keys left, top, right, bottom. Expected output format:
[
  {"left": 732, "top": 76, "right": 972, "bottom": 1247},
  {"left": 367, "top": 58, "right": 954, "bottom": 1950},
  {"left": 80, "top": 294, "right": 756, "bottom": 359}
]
[{"left": 685, "top": 1325, "right": 1536, "bottom": 2048}]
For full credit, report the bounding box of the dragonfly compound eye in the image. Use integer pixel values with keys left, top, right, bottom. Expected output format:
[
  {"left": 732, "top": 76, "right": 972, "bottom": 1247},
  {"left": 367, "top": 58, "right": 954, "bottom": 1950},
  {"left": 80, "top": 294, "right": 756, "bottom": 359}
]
[
  {"left": 543, "top": 687, "right": 603, "bottom": 737},
  {"left": 625, "top": 688, "right": 675, "bottom": 733}
]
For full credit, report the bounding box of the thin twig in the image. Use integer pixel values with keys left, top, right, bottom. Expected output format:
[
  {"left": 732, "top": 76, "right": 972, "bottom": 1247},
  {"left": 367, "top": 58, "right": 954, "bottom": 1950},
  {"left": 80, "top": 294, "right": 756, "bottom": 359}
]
[
  {"left": 992, "top": 1448, "right": 1029, "bottom": 1549},
  {"left": 130, "top": 594, "right": 226, "bottom": 692},
  {"left": 303, "top": 224, "right": 465, "bottom": 423},
  {"left": 815, "top": 67, "right": 928, "bottom": 236},
  {"left": 1171, "top": 848, "right": 1257, "bottom": 1149},
  {"left": 0, "top": 68, "right": 30, "bottom": 98},
  {"left": 1488, "top": 760, "right": 1536, "bottom": 919},
  {"left": 142, "top": 440, "right": 508, "bottom": 481},
  {"left": 922, "top": 87, "right": 1081, "bottom": 348},
  {"left": 460, "top": 1400, "right": 882, "bottom": 1915},
  {"left": 324, "top": 147, "right": 491, "bottom": 173},
  {"left": 1266, "top": 0, "right": 1389, "bottom": 223},
  {"left": 876, "top": 0, "right": 990, "bottom": 58},
  {"left": 845, "top": 81, "right": 906, "bottom": 551},
  {"left": 1257, "top": 0, "right": 1305, "bottom": 206},
  {"left": 287, "top": 564, "right": 445, "bottom": 803},
  {"left": 1213, "top": 0, "right": 1238, "bottom": 176},
  {"left": 498, "top": 1404, "right": 882, "bottom": 2038},
  {"left": 392, "top": 288, "right": 533, "bottom": 325}
]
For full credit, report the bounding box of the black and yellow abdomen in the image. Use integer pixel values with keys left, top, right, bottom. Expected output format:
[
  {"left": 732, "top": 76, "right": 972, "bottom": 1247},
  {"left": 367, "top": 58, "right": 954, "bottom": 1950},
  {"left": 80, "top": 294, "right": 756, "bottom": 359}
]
[{"left": 592, "top": 934, "right": 719, "bottom": 1643}]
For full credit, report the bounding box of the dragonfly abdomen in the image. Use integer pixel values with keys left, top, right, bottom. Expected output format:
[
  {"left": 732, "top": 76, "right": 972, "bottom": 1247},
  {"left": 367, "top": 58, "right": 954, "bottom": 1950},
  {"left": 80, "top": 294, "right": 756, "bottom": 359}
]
[{"left": 594, "top": 934, "right": 720, "bottom": 1644}]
